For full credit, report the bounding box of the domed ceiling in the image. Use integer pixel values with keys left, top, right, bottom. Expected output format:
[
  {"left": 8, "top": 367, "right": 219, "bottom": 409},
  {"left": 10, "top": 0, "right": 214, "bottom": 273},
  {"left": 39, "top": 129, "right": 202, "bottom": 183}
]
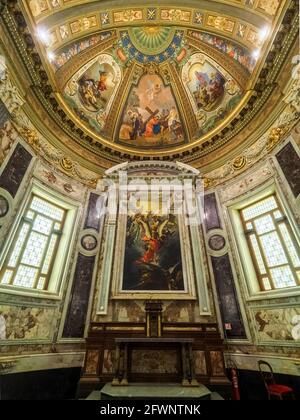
[
  {"left": 1, "top": 0, "right": 297, "bottom": 164},
  {"left": 61, "top": 26, "right": 245, "bottom": 150}
]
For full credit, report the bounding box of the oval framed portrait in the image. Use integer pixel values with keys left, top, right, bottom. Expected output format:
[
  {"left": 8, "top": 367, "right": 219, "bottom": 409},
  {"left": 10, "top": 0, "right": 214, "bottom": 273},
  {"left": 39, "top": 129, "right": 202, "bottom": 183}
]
[
  {"left": 81, "top": 234, "right": 98, "bottom": 251},
  {"left": 0, "top": 196, "right": 9, "bottom": 218},
  {"left": 208, "top": 234, "right": 226, "bottom": 251}
]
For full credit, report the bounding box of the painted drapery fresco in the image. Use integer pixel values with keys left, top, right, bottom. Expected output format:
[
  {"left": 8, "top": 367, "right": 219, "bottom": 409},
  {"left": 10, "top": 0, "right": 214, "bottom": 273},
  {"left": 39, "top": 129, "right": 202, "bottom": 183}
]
[
  {"left": 122, "top": 213, "right": 184, "bottom": 291},
  {"left": 118, "top": 74, "right": 185, "bottom": 147},
  {"left": 63, "top": 54, "right": 121, "bottom": 133}
]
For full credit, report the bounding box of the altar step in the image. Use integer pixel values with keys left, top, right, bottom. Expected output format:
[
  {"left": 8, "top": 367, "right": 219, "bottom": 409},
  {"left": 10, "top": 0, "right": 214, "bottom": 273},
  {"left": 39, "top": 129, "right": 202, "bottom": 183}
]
[{"left": 85, "top": 384, "right": 224, "bottom": 400}]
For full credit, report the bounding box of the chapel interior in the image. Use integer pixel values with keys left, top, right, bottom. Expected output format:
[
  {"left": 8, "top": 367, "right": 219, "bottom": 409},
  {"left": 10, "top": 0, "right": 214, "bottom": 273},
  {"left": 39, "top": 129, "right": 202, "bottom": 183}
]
[{"left": 0, "top": 0, "right": 299, "bottom": 401}]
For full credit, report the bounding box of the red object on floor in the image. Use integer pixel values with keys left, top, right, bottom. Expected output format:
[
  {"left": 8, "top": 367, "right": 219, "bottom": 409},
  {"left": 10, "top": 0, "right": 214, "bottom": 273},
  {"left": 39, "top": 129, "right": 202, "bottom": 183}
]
[
  {"left": 268, "top": 384, "right": 294, "bottom": 394},
  {"left": 258, "top": 360, "right": 295, "bottom": 400}
]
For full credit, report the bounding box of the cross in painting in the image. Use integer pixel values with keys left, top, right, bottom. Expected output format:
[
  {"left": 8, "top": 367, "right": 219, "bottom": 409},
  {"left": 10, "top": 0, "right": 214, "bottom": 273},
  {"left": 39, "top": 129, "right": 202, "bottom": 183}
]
[{"left": 145, "top": 107, "right": 160, "bottom": 124}]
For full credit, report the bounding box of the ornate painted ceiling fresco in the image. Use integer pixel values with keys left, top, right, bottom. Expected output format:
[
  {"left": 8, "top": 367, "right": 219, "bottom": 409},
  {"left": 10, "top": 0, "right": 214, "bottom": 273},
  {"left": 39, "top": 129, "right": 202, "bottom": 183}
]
[
  {"left": 1, "top": 0, "right": 295, "bottom": 161},
  {"left": 59, "top": 26, "right": 245, "bottom": 150}
]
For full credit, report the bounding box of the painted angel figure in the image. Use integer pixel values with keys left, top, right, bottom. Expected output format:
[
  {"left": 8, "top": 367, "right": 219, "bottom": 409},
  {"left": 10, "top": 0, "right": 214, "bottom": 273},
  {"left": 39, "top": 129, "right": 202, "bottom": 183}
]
[
  {"left": 146, "top": 80, "right": 162, "bottom": 102},
  {"left": 125, "top": 213, "right": 183, "bottom": 291},
  {"left": 129, "top": 213, "right": 175, "bottom": 265}
]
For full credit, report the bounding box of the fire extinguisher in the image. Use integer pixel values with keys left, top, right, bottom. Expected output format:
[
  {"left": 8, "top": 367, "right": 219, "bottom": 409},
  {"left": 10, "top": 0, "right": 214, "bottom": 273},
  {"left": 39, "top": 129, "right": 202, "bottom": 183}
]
[
  {"left": 225, "top": 326, "right": 241, "bottom": 400},
  {"left": 230, "top": 365, "right": 241, "bottom": 401}
]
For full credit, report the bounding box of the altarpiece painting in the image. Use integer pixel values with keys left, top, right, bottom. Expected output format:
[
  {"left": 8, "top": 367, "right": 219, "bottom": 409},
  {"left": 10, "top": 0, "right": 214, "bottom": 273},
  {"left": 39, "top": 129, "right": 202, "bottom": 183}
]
[
  {"left": 122, "top": 213, "right": 184, "bottom": 291},
  {"left": 110, "top": 191, "right": 196, "bottom": 300}
]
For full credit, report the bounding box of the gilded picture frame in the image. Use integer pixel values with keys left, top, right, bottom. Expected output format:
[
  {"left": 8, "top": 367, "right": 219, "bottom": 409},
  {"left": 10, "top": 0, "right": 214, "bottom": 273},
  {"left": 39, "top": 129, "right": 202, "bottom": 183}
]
[{"left": 111, "top": 192, "right": 196, "bottom": 300}]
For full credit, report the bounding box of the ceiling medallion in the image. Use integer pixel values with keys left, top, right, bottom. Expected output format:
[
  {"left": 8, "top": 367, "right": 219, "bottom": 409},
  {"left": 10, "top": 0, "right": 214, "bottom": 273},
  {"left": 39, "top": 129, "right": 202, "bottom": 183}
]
[
  {"left": 60, "top": 157, "right": 74, "bottom": 172},
  {"left": 232, "top": 155, "right": 247, "bottom": 171},
  {"left": 129, "top": 26, "right": 175, "bottom": 55},
  {"left": 117, "top": 27, "right": 186, "bottom": 65}
]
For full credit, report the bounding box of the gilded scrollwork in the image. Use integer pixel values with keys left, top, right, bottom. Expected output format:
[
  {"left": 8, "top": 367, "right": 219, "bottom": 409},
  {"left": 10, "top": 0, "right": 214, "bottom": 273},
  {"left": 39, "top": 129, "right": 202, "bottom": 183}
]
[
  {"left": 60, "top": 157, "right": 74, "bottom": 172},
  {"left": 266, "top": 127, "right": 287, "bottom": 152}
]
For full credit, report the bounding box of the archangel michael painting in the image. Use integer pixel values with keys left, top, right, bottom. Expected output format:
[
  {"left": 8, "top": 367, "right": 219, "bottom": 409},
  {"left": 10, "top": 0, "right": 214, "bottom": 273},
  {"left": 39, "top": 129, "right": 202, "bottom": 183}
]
[{"left": 122, "top": 213, "right": 184, "bottom": 291}]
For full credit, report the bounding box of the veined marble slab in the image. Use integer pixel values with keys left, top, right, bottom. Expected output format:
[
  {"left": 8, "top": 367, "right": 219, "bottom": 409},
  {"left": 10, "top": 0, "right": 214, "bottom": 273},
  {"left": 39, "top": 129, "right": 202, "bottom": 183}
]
[
  {"left": 225, "top": 353, "right": 300, "bottom": 377},
  {"left": 100, "top": 383, "right": 212, "bottom": 400},
  {"left": 0, "top": 351, "right": 85, "bottom": 374}
]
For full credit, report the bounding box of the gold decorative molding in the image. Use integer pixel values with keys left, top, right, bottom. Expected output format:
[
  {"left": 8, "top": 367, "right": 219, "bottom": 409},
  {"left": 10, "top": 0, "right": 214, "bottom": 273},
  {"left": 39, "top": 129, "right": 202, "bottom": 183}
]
[
  {"left": 266, "top": 127, "right": 287, "bottom": 152},
  {"left": 203, "top": 177, "right": 217, "bottom": 189},
  {"left": 27, "top": 2, "right": 278, "bottom": 53},
  {"left": 232, "top": 155, "right": 247, "bottom": 170},
  {"left": 60, "top": 157, "right": 74, "bottom": 172}
]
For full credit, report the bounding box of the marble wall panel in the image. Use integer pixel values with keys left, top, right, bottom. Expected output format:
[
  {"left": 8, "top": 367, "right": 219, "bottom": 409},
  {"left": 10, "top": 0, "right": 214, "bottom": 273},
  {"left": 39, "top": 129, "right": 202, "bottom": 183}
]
[
  {"left": 276, "top": 142, "right": 300, "bottom": 197},
  {"left": 194, "top": 350, "right": 207, "bottom": 375},
  {"left": 84, "top": 193, "right": 106, "bottom": 231},
  {"left": 0, "top": 143, "right": 32, "bottom": 197},
  {"left": 85, "top": 350, "right": 99, "bottom": 374},
  {"left": 102, "top": 349, "right": 115, "bottom": 374},
  {"left": 0, "top": 305, "right": 58, "bottom": 341},
  {"left": 204, "top": 193, "right": 221, "bottom": 231},
  {"left": 211, "top": 254, "right": 246, "bottom": 339},
  {"left": 62, "top": 254, "right": 95, "bottom": 338},
  {"left": 131, "top": 350, "right": 179, "bottom": 374}
]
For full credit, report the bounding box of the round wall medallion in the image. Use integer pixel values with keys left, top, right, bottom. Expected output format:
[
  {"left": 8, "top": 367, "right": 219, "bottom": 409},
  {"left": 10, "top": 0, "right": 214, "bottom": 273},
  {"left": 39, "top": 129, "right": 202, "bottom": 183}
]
[
  {"left": 81, "top": 234, "right": 98, "bottom": 251},
  {"left": 0, "top": 196, "right": 9, "bottom": 218},
  {"left": 208, "top": 235, "right": 226, "bottom": 251},
  {"left": 232, "top": 155, "right": 247, "bottom": 171}
]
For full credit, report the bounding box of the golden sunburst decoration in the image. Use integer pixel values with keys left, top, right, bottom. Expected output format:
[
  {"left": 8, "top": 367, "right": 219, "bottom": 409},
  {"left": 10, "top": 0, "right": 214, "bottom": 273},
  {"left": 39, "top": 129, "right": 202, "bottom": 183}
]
[{"left": 129, "top": 26, "right": 176, "bottom": 55}]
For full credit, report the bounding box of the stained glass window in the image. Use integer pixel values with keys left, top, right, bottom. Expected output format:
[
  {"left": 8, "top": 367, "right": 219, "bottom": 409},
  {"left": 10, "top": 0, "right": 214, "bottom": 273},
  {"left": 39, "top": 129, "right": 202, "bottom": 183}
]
[
  {"left": 241, "top": 195, "right": 300, "bottom": 291},
  {"left": 0, "top": 195, "right": 66, "bottom": 290}
]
